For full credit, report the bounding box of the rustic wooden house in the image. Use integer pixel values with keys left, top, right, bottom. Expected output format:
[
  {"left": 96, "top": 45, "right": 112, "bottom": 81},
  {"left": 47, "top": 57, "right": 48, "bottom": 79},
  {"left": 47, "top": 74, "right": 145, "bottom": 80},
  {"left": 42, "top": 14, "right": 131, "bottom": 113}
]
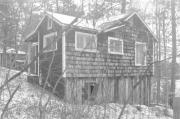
[
  {"left": 25, "top": 11, "right": 157, "bottom": 105},
  {"left": 0, "top": 47, "right": 26, "bottom": 70}
]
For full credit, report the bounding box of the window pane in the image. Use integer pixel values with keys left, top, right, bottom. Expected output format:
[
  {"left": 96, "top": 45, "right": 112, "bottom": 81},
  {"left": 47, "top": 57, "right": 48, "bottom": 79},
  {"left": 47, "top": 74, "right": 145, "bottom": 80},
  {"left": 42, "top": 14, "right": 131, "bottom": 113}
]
[
  {"left": 43, "top": 33, "right": 57, "bottom": 52},
  {"left": 136, "top": 43, "right": 146, "bottom": 65},
  {"left": 86, "top": 36, "right": 96, "bottom": 50},
  {"left": 109, "top": 38, "right": 123, "bottom": 54},
  {"left": 77, "top": 35, "right": 84, "bottom": 49},
  {"left": 76, "top": 32, "right": 96, "bottom": 51}
]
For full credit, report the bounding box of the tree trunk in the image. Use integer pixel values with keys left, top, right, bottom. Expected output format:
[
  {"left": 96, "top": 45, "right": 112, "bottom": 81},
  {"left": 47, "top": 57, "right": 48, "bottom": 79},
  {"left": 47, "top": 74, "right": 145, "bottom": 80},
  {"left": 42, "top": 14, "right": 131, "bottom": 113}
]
[
  {"left": 56, "top": 0, "right": 59, "bottom": 12},
  {"left": 121, "top": 0, "right": 126, "bottom": 13},
  {"left": 162, "top": 10, "right": 168, "bottom": 107},
  {"left": 155, "top": 0, "right": 161, "bottom": 105},
  {"left": 170, "top": 0, "right": 176, "bottom": 108}
]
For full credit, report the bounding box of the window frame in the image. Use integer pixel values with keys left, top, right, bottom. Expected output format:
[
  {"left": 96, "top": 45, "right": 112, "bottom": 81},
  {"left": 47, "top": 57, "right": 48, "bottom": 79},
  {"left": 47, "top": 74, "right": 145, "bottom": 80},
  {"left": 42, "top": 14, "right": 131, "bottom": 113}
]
[
  {"left": 47, "top": 17, "right": 53, "bottom": 30},
  {"left": 75, "top": 31, "right": 97, "bottom": 53},
  {"left": 32, "top": 43, "right": 39, "bottom": 74},
  {"left": 135, "top": 42, "right": 147, "bottom": 66},
  {"left": 108, "top": 37, "right": 124, "bottom": 55},
  {"left": 43, "top": 32, "right": 57, "bottom": 53}
]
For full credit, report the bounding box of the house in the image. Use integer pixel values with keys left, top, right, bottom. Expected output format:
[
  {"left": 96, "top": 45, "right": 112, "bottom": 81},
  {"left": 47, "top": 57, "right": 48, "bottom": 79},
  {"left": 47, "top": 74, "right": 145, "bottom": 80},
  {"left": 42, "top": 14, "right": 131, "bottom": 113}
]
[
  {"left": 0, "top": 47, "right": 27, "bottom": 70},
  {"left": 25, "top": 11, "right": 157, "bottom": 105}
]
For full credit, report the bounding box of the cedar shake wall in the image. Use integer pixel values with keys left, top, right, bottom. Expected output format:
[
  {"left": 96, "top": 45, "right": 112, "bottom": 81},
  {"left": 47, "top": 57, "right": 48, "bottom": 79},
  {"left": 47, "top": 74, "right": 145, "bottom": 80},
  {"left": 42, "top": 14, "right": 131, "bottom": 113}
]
[
  {"left": 37, "top": 17, "right": 65, "bottom": 98},
  {"left": 64, "top": 16, "right": 154, "bottom": 104},
  {"left": 38, "top": 16, "right": 63, "bottom": 78},
  {"left": 65, "top": 27, "right": 154, "bottom": 78}
]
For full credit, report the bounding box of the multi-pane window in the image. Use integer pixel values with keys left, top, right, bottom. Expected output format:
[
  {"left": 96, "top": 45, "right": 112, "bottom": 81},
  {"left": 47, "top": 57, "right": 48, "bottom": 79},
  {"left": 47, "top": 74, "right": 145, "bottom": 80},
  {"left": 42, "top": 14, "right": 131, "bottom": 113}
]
[
  {"left": 43, "top": 32, "right": 57, "bottom": 52},
  {"left": 108, "top": 37, "right": 124, "bottom": 55},
  {"left": 135, "top": 42, "right": 146, "bottom": 66},
  {"left": 47, "top": 17, "right": 52, "bottom": 30},
  {"left": 75, "top": 32, "right": 97, "bottom": 52}
]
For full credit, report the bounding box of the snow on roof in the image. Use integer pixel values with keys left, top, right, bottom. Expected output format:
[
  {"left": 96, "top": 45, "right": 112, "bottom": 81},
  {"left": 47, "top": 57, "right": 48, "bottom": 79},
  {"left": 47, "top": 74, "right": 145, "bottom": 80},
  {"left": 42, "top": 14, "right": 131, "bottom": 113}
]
[
  {"left": 46, "top": 11, "right": 130, "bottom": 31},
  {"left": 26, "top": 11, "right": 157, "bottom": 41},
  {"left": 7, "top": 48, "right": 26, "bottom": 54},
  {"left": 46, "top": 12, "right": 98, "bottom": 31},
  {"left": 46, "top": 12, "right": 76, "bottom": 25},
  {"left": 0, "top": 47, "right": 26, "bottom": 54}
]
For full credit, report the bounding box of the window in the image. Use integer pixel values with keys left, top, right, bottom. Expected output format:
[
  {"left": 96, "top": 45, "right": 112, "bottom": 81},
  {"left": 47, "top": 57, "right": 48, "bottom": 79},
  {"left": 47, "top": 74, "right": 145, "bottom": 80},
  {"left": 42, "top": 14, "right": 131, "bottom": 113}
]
[
  {"left": 135, "top": 42, "right": 146, "bottom": 66},
  {"left": 47, "top": 17, "right": 52, "bottom": 30},
  {"left": 108, "top": 37, "right": 124, "bottom": 55},
  {"left": 43, "top": 32, "right": 57, "bottom": 52},
  {"left": 75, "top": 32, "right": 97, "bottom": 52}
]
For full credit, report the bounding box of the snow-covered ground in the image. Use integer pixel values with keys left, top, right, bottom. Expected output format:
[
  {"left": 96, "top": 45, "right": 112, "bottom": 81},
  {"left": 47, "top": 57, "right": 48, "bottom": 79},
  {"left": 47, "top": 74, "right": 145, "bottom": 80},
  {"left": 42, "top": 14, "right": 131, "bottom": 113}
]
[{"left": 0, "top": 67, "right": 173, "bottom": 119}]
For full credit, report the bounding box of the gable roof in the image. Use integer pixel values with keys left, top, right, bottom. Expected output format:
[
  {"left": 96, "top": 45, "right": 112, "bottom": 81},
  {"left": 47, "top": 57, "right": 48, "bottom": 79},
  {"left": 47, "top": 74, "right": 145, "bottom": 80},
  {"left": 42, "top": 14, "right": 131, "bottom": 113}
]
[{"left": 25, "top": 11, "right": 157, "bottom": 42}]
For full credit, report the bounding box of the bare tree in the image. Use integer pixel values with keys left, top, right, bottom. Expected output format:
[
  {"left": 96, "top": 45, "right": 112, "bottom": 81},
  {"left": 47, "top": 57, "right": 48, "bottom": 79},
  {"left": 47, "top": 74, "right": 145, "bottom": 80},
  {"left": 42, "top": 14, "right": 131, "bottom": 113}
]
[
  {"left": 121, "top": 0, "right": 126, "bottom": 13},
  {"left": 170, "top": 0, "right": 176, "bottom": 108}
]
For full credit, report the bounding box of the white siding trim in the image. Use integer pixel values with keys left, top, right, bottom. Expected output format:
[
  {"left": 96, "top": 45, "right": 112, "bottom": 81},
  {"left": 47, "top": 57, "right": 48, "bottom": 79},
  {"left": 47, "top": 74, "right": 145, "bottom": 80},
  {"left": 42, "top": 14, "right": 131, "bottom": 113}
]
[
  {"left": 135, "top": 42, "right": 147, "bottom": 66},
  {"left": 32, "top": 43, "right": 38, "bottom": 75},
  {"left": 62, "top": 32, "right": 66, "bottom": 77},
  {"left": 108, "top": 37, "right": 124, "bottom": 55}
]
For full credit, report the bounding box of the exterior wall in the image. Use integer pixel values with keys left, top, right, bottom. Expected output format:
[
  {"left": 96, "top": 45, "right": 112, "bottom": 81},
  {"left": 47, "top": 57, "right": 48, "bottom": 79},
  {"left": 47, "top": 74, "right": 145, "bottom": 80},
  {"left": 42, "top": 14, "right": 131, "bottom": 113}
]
[
  {"left": 65, "top": 77, "right": 115, "bottom": 104},
  {"left": 64, "top": 16, "right": 154, "bottom": 104},
  {"left": 27, "top": 15, "right": 155, "bottom": 104},
  {"left": 65, "top": 76, "right": 151, "bottom": 105},
  {"left": 65, "top": 24, "right": 154, "bottom": 77},
  {"left": 28, "top": 16, "right": 65, "bottom": 99},
  {"left": 38, "top": 17, "right": 64, "bottom": 98}
]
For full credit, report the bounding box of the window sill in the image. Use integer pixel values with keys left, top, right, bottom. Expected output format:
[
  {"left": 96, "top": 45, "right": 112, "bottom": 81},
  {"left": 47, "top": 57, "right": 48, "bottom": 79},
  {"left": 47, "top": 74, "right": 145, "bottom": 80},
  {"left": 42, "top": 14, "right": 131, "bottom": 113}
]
[
  {"left": 135, "top": 64, "right": 147, "bottom": 67},
  {"left": 108, "top": 51, "right": 124, "bottom": 55},
  {"left": 43, "top": 49, "right": 57, "bottom": 53},
  {"left": 75, "top": 48, "right": 98, "bottom": 53}
]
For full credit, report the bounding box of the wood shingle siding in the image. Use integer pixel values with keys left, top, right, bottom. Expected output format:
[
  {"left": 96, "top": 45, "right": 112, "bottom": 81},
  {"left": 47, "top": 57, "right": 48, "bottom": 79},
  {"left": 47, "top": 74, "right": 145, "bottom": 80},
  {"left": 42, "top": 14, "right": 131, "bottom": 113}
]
[{"left": 65, "top": 26, "right": 153, "bottom": 78}]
